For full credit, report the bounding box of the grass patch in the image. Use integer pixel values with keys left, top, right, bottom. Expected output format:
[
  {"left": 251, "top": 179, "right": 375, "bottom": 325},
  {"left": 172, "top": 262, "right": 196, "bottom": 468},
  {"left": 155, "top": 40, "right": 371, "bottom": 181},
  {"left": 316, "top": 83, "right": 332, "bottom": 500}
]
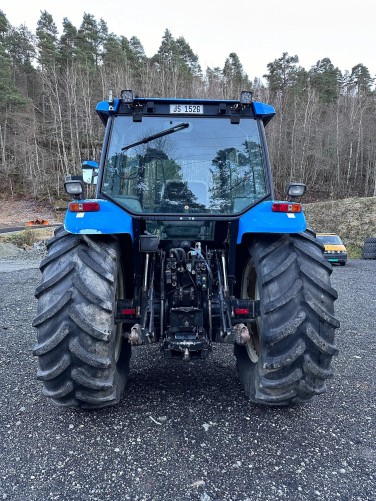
[
  {"left": 1, "top": 229, "right": 39, "bottom": 248},
  {"left": 346, "top": 243, "right": 362, "bottom": 259},
  {"left": 0, "top": 228, "right": 55, "bottom": 248}
]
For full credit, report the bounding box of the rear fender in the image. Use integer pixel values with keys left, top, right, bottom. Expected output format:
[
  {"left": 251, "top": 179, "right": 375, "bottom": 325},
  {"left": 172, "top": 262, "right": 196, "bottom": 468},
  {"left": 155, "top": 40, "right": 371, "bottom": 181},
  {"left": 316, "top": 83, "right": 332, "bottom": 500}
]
[
  {"left": 64, "top": 199, "right": 133, "bottom": 239},
  {"left": 237, "top": 201, "right": 307, "bottom": 244}
]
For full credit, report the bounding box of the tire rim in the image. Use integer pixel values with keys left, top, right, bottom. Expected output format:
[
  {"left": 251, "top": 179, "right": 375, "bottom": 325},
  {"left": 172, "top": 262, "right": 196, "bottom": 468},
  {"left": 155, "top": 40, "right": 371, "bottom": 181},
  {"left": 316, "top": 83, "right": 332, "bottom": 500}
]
[{"left": 241, "top": 258, "right": 260, "bottom": 363}]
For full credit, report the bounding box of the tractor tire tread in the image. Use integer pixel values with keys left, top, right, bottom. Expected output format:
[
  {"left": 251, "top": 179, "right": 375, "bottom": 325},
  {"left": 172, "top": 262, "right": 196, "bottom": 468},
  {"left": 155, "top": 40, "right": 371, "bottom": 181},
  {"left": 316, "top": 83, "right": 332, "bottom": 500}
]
[
  {"left": 235, "top": 230, "right": 339, "bottom": 406},
  {"left": 33, "top": 231, "right": 130, "bottom": 409}
]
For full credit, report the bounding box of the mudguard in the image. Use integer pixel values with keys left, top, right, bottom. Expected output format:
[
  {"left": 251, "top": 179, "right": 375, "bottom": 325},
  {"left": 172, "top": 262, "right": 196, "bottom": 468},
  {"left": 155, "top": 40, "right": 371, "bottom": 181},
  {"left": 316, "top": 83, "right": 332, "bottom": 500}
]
[
  {"left": 237, "top": 201, "right": 307, "bottom": 244},
  {"left": 64, "top": 199, "right": 305, "bottom": 244},
  {"left": 64, "top": 199, "right": 133, "bottom": 238}
]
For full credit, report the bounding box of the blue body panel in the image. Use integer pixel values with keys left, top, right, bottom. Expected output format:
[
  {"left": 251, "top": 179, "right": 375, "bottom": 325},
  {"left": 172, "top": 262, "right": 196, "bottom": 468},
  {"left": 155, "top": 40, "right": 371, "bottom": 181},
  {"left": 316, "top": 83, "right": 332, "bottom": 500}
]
[
  {"left": 64, "top": 199, "right": 305, "bottom": 244},
  {"left": 96, "top": 99, "right": 121, "bottom": 124},
  {"left": 82, "top": 160, "right": 99, "bottom": 168},
  {"left": 237, "top": 201, "right": 307, "bottom": 244},
  {"left": 64, "top": 199, "right": 133, "bottom": 238},
  {"left": 252, "top": 102, "right": 276, "bottom": 125}
]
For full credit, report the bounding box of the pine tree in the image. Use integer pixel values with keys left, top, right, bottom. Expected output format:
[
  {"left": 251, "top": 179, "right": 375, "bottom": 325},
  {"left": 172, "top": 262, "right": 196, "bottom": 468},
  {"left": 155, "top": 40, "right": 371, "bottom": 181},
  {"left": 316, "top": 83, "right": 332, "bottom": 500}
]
[
  {"left": 0, "top": 42, "right": 26, "bottom": 106},
  {"left": 152, "top": 29, "right": 202, "bottom": 96},
  {"left": 175, "top": 36, "right": 201, "bottom": 76},
  {"left": 264, "top": 52, "right": 300, "bottom": 95},
  {"left": 4, "top": 23, "right": 36, "bottom": 98},
  {"left": 309, "top": 58, "right": 341, "bottom": 103},
  {"left": 59, "top": 18, "right": 78, "bottom": 64},
  {"left": 102, "top": 33, "right": 128, "bottom": 67},
  {"left": 348, "top": 63, "right": 374, "bottom": 94},
  {"left": 0, "top": 10, "right": 9, "bottom": 40},
  {"left": 76, "top": 13, "right": 108, "bottom": 67},
  {"left": 36, "top": 10, "right": 59, "bottom": 67},
  {"left": 205, "top": 66, "right": 223, "bottom": 98},
  {"left": 129, "top": 36, "right": 146, "bottom": 62},
  {"left": 222, "top": 52, "right": 251, "bottom": 99},
  {"left": 6, "top": 24, "right": 36, "bottom": 68},
  {"left": 128, "top": 36, "right": 147, "bottom": 89}
]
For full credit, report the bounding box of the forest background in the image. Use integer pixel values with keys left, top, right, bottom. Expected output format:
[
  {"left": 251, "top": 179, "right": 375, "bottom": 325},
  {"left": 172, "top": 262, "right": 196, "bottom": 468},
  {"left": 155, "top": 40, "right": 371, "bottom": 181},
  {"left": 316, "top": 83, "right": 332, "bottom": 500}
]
[{"left": 0, "top": 10, "right": 375, "bottom": 202}]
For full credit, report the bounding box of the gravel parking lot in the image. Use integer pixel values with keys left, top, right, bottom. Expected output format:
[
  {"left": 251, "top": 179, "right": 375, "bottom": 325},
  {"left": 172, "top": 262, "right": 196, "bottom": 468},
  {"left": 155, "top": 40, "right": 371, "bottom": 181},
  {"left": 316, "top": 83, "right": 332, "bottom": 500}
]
[{"left": 0, "top": 256, "right": 375, "bottom": 501}]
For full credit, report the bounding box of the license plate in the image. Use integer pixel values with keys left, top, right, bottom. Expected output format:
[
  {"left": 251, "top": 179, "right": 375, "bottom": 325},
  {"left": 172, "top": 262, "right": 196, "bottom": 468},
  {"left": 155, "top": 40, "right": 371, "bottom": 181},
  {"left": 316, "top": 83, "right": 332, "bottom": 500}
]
[
  {"left": 170, "top": 104, "right": 203, "bottom": 114},
  {"left": 328, "top": 258, "right": 338, "bottom": 262}
]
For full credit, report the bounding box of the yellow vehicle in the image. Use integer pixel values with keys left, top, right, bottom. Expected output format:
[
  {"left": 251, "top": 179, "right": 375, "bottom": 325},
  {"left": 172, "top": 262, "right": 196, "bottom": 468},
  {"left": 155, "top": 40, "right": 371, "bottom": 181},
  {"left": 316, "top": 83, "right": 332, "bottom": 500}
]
[{"left": 316, "top": 233, "right": 347, "bottom": 266}]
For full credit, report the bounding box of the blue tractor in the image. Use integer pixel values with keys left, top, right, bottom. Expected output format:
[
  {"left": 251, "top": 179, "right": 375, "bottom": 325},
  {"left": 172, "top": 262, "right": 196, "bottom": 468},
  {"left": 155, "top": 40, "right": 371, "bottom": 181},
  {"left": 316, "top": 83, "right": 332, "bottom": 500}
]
[{"left": 33, "top": 91, "right": 339, "bottom": 409}]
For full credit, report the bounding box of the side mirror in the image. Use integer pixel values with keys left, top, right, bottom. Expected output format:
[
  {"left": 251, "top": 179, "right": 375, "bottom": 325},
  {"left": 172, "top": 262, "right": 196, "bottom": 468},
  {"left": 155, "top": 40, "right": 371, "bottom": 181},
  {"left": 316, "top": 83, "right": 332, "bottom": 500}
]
[
  {"left": 82, "top": 160, "right": 99, "bottom": 185},
  {"left": 286, "top": 182, "right": 306, "bottom": 200},
  {"left": 64, "top": 175, "right": 84, "bottom": 199}
]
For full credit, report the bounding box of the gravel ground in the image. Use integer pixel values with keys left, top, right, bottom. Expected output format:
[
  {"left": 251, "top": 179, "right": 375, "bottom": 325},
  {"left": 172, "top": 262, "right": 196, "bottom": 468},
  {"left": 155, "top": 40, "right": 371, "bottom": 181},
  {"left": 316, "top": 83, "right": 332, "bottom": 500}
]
[{"left": 0, "top": 257, "right": 375, "bottom": 501}]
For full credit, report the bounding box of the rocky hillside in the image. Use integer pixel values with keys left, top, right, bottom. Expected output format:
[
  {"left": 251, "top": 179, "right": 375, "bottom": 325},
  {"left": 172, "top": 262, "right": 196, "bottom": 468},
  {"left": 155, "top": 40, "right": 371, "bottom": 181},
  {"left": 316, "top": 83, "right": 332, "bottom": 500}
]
[{"left": 303, "top": 196, "right": 376, "bottom": 249}]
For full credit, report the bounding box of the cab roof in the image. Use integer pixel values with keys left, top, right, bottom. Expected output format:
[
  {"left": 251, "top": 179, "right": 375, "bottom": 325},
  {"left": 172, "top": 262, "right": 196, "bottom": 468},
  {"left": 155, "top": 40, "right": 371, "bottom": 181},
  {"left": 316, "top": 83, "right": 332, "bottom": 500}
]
[{"left": 96, "top": 96, "right": 276, "bottom": 126}]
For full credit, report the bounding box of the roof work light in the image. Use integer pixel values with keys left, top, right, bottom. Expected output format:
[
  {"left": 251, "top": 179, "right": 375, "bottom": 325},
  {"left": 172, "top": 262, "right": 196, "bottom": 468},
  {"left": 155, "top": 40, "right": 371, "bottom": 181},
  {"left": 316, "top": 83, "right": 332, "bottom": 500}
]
[
  {"left": 240, "top": 91, "right": 253, "bottom": 104},
  {"left": 120, "top": 89, "right": 134, "bottom": 103}
]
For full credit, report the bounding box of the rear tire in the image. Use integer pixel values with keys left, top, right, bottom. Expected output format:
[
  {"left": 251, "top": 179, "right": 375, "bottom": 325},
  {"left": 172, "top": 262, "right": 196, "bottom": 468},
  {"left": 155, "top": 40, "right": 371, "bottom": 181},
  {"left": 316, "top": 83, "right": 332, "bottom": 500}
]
[
  {"left": 362, "top": 238, "right": 376, "bottom": 259},
  {"left": 234, "top": 231, "right": 339, "bottom": 405},
  {"left": 33, "top": 227, "right": 131, "bottom": 409}
]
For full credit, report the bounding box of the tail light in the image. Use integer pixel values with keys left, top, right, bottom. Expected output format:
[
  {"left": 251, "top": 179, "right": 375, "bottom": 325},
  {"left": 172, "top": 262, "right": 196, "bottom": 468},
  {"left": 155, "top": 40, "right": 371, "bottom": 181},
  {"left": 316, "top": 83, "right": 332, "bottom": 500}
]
[
  {"left": 69, "top": 202, "right": 100, "bottom": 212},
  {"left": 272, "top": 203, "right": 302, "bottom": 213}
]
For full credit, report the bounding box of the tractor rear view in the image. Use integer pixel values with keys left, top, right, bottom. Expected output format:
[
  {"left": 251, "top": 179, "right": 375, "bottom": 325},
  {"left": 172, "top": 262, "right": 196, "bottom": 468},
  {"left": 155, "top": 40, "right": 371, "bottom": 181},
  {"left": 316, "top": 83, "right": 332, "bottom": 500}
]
[{"left": 33, "top": 91, "right": 339, "bottom": 409}]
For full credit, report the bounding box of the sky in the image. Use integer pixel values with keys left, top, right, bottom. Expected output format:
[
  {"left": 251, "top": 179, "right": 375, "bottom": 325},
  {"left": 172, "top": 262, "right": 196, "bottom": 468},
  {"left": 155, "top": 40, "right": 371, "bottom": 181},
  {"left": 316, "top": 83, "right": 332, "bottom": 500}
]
[{"left": 2, "top": 0, "right": 376, "bottom": 81}]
